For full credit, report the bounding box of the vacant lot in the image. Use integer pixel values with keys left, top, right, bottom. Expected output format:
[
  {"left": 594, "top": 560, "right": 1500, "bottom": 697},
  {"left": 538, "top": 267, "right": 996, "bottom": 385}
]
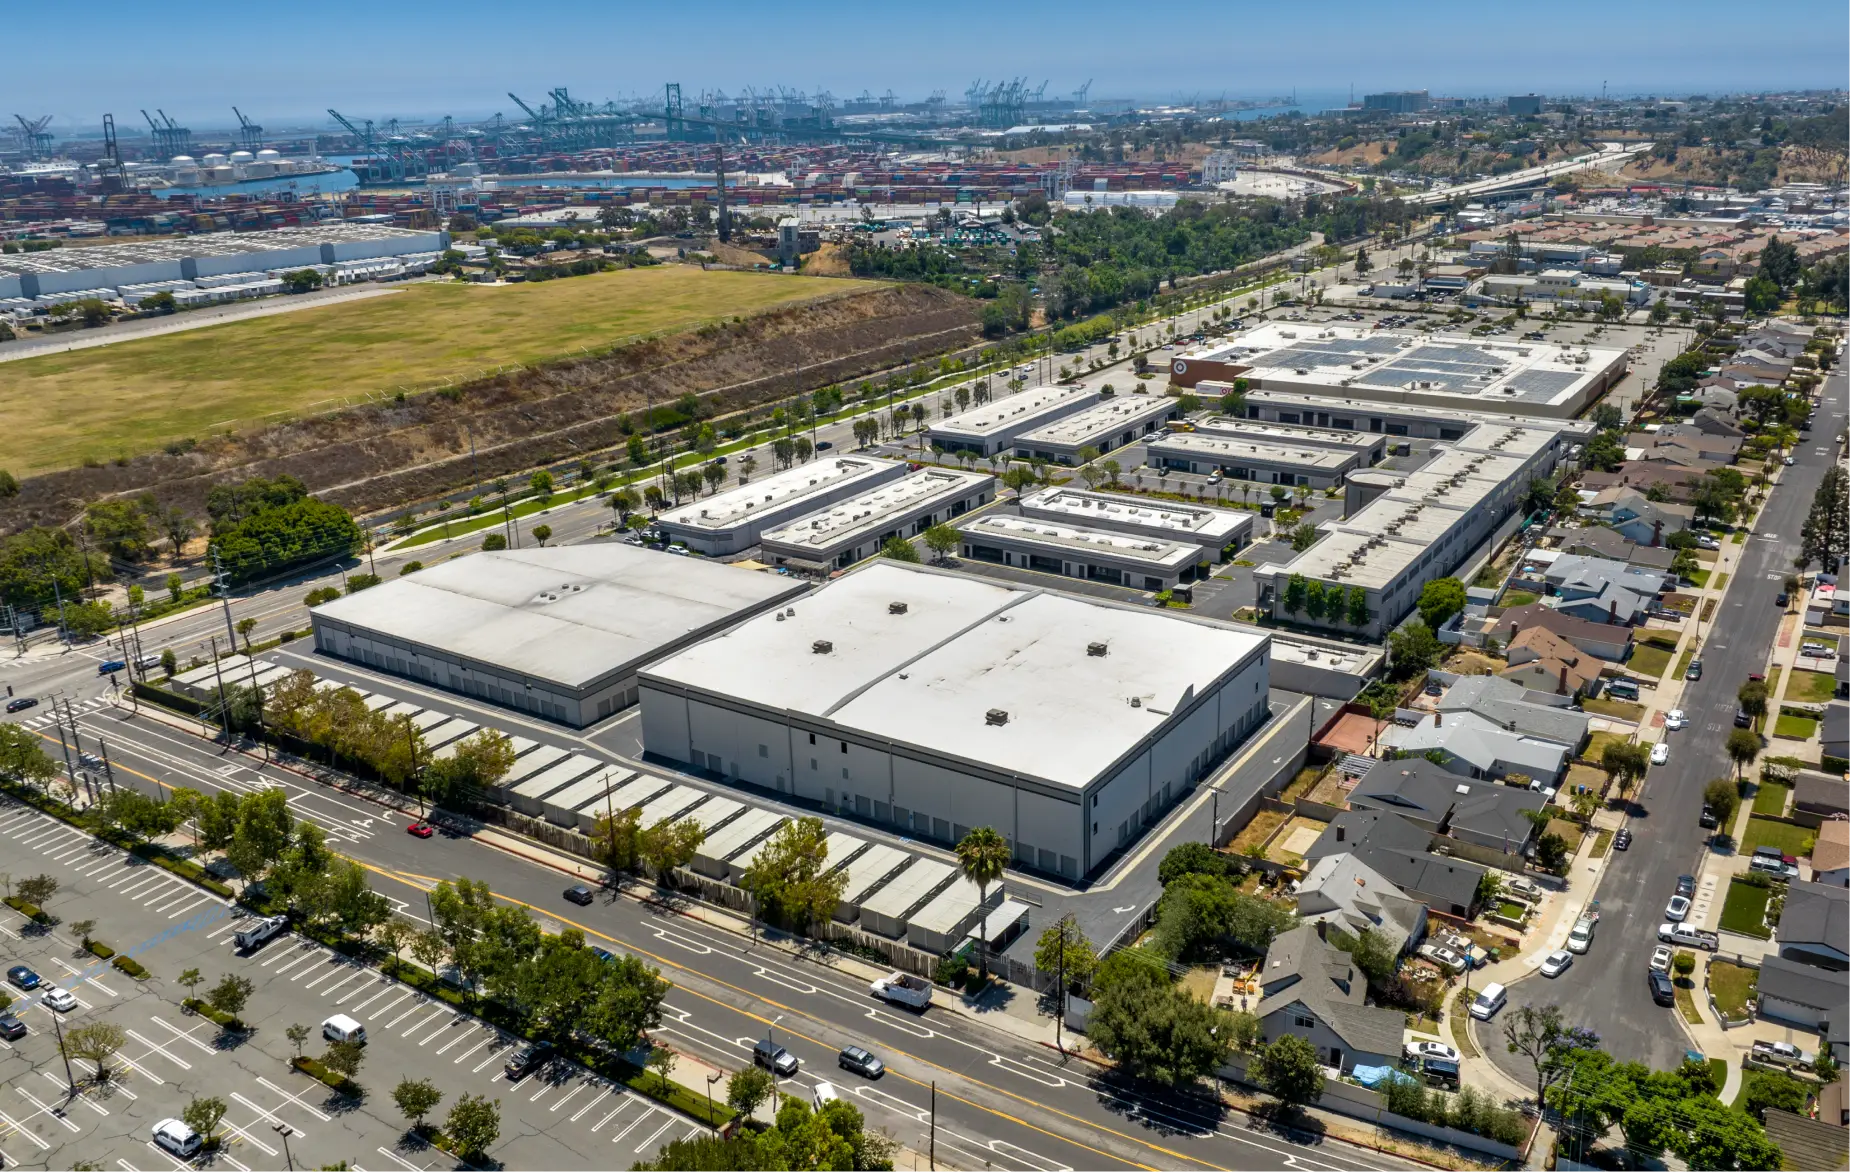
[{"left": 0, "top": 268, "right": 865, "bottom": 475}]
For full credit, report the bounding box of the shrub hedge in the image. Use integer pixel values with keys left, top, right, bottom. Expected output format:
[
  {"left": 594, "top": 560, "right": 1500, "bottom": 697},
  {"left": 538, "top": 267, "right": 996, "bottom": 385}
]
[
  {"left": 292, "top": 1055, "right": 360, "bottom": 1095},
  {"left": 2, "top": 897, "right": 48, "bottom": 925},
  {"left": 85, "top": 940, "right": 115, "bottom": 960},
  {"left": 111, "top": 955, "right": 149, "bottom": 979},
  {"left": 183, "top": 998, "right": 245, "bottom": 1031}
]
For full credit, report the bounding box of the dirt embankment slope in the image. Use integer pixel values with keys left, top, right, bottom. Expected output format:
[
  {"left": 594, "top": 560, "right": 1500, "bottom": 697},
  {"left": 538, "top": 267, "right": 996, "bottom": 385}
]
[{"left": 2, "top": 282, "right": 977, "bottom": 530}]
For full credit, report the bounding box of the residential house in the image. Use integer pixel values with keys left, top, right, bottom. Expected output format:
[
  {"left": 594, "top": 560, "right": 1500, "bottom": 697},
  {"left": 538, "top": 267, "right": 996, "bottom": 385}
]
[
  {"left": 1492, "top": 602, "right": 1635, "bottom": 661},
  {"left": 1303, "top": 809, "right": 1488, "bottom": 917},
  {"left": 1624, "top": 428, "right": 1742, "bottom": 467},
  {"left": 1687, "top": 407, "right": 1745, "bottom": 439},
  {"left": 1825, "top": 700, "right": 1849, "bottom": 764},
  {"left": 1551, "top": 581, "right": 1648, "bottom": 626},
  {"left": 1381, "top": 710, "right": 1571, "bottom": 788},
  {"left": 1292, "top": 853, "right": 1428, "bottom": 956},
  {"left": 1581, "top": 462, "right": 1725, "bottom": 507},
  {"left": 1253, "top": 925, "right": 1409, "bottom": 1074},
  {"left": 1755, "top": 954, "right": 1850, "bottom": 1064},
  {"left": 1821, "top": 1077, "right": 1850, "bottom": 1127},
  {"left": 1796, "top": 771, "right": 1850, "bottom": 820},
  {"left": 1548, "top": 526, "right": 1676, "bottom": 572},
  {"left": 1436, "top": 676, "right": 1592, "bottom": 754},
  {"left": 1594, "top": 488, "right": 1696, "bottom": 546},
  {"left": 1347, "top": 760, "right": 1546, "bottom": 856},
  {"left": 1544, "top": 553, "right": 1674, "bottom": 601},
  {"left": 1761, "top": 1106, "right": 1850, "bottom": 1170},
  {"left": 1776, "top": 881, "right": 1849, "bottom": 971},
  {"left": 1811, "top": 819, "right": 1849, "bottom": 888},
  {"left": 1500, "top": 626, "right": 1601, "bottom": 695}
]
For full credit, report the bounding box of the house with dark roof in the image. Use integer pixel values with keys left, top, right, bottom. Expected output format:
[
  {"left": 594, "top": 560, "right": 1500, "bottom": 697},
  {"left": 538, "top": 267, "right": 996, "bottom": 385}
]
[
  {"left": 1593, "top": 489, "right": 1696, "bottom": 546},
  {"left": 1755, "top": 953, "right": 1850, "bottom": 1063},
  {"left": 1547, "top": 526, "right": 1675, "bottom": 571},
  {"left": 1293, "top": 853, "right": 1428, "bottom": 957},
  {"left": 1624, "top": 428, "right": 1743, "bottom": 466},
  {"left": 1762, "top": 1108, "right": 1850, "bottom": 1172},
  {"left": 1795, "top": 771, "right": 1850, "bottom": 820},
  {"left": 1347, "top": 761, "right": 1545, "bottom": 856},
  {"left": 1303, "top": 809, "right": 1487, "bottom": 917},
  {"left": 1543, "top": 554, "right": 1674, "bottom": 603},
  {"left": 1379, "top": 710, "right": 1571, "bottom": 788},
  {"left": 1777, "top": 881, "right": 1849, "bottom": 971},
  {"left": 1687, "top": 407, "right": 1745, "bottom": 439},
  {"left": 1500, "top": 627, "right": 1600, "bottom": 696},
  {"left": 1253, "top": 925, "right": 1408, "bottom": 1074},
  {"left": 1492, "top": 602, "right": 1635, "bottom": 661}
]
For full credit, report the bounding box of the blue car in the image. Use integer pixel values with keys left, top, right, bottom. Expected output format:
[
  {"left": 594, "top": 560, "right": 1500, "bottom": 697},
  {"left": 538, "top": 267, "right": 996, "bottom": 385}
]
[
  {"left": 6, "top": 966, "right": 40, "bottom": 990},
  {"left": 97, "top": 660, "right": 127, "bottom": 675}
]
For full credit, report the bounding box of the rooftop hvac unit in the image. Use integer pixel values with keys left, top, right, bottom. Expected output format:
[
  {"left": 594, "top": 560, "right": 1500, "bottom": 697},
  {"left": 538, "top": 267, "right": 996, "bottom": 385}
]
[
  {"left": 812, "top": 639, "right": 833, "bottom": 654},
  {"left": 985, "top": 708, "right": 1009, "bottom": 726},
  {"left": 1087, "top": 641, "right": 1109, "bottom": 657},
  {"left": 888, "top": 601, "right": 908, "bottom": 615},
  {"left": 1295, "top": 368, "right": 1310, "bottom": 376},
  {"left": 775, "top": 612, "right": 786, "bottom": 622}
]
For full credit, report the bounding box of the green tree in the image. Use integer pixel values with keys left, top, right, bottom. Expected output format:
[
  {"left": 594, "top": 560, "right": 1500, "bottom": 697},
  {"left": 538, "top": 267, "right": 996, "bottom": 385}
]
[
  {"left": 1502, "top": 1004, "right": 1600, "bottom": 1109},
  {"left": 880, "top": 536, "right": 920, "bottom": 562},
  {"left": 646, "top": 1045, "right": 677, "bottom": 1094},
  {"left": 1724, "top": 728, "right": 1761, "bottom": 781},
  {"left": 322, "top": 1039, "right": 365, "bottom": 1081},
  {"left": 64, "top": 1021, "right": 127, "bottom": 1082},
  {"left": 1282, "top": 573, "right": 1307, "bottom": 617},
  {"left": 392, "top": 1077, "right": 443, "bottom": 1133},
  {"left": 225, "top": 788, "right": 292, "bottom": 888},
  {"left": 444, "top": 1094, "right": 501, "bottom": 1159},
  {"left": 638, "top": 818, "right": 704, "bottom": 882},
  {"left": 530, "top": 523, "right": 552, "bottom": 547},
  {"left": 922, "top": 523, "right": 960, "bottom": 562},
  {"left": 235, "top": 616, "right": 258, "bottom": 650},
  {"left": 1703, "top": 776, "right": 1740, "bottom": 834},
  {"left": 182, "top": 1096, "right": 228, "bottom": 1143},
  {"left": 955, "top": 827, "right": 1012, "bottom": 983},
  {"left": 15, "top": 874, "right": 56, "bottom": 907},
  {"left": 726, "top": 1064, "right": 775, "bottom": 1121},
  {"left": 1600, "top": 741, "right": 1649, "bottom": 798},
  {"left": 529, "top": 470, "right": 554, "bottom": 501},
  {"left": 207, "top": 974, "right": 254, "bottom": 1018},
  {"left": 742, "top": 817, "right": 848, "bottom": 935},
  {"left": 1256, "top": 1035, "right": 1325, "bottom": 1114},
  {"left": 1086, "top": 949, "right": 1233, "bottom": 1086},
  {"left": 1001, "top": 465, "right": 1039, "bottom": 498},
  {"left": 1417, "top": 577, "right": 1467, "bottom": 629},
  {"left": 1345, "top": 586, "right": 1370, "bottom": 628},
  {"left": 1034, "top": 914, "right": 1099, "bottom": 986},
  {"left": 1388, "top": 621, "right": 1444, "bottom": 676},
  {"left": 285, "top": 1022, "right": 310, "bottom": 1057},
  {"left": 1290, "top": 523, "right": 1319, "bottom": 552}
]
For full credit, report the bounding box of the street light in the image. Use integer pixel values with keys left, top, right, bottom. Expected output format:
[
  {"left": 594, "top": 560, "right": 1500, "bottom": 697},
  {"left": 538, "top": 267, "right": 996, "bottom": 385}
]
[
  {"left": 706, "top": 1071, "right": 723, "bottom": 1131},
  {"left": 273, "top": 1122, "right": 297, "bottom": 1170}
]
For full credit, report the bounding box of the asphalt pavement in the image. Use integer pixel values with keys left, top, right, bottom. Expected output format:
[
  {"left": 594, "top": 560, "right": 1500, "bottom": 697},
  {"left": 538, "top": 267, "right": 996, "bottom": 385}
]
[{"left": 1487, "top": 369, "right": 1847, "bottom": 1086}]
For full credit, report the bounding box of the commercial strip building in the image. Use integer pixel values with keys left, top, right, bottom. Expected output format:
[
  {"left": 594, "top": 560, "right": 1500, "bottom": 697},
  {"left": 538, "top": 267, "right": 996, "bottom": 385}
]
[
  {"left": 1016, "top": 486, "right": 1253, "bottom": 560},
  {"left": 309, "top": 545, "right": 806, "bottom": 726},
  {"left": 1146, "top": 431, "right": 1362, "bottom": 488},
  {"left": 637, "top": 562, "right": 1272, "bottom": 880},
  {"left": 1253, "top": 417, "right": 1578, "bottom": 640},
  {"left": 1010, "top": 395, "right": 1180, "bottom": 464},
  {"left": 1190, "top": 416, "right": 1389, "bottom": 465},
  {"left": 1171, "top": 323, "right": 1628, "bottom": 419},
  {"left": 957, "top": 514, "right": 1205, "bottom": 592},
  {"left": 926, "top": 384, "right": 1099, "bottom": 458},
  {"left": 759, "top": 467, "right": 994, "bottom": 571},
  {"left": 657, "top": 456, "right": 906, "bottom": 556},
  {"left": 1230, "top": 389, "right": 1598, "bottom": 446}
]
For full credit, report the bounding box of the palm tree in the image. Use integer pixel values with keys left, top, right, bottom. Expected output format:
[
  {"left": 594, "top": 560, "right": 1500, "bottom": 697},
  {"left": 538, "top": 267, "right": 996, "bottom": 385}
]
[{"left": 955, "top": 827, "right": 1011, "bottom": 985}]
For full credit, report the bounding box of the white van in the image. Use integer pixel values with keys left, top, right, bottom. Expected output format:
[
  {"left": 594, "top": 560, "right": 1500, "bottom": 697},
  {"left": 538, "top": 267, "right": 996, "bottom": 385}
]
[
  {"left": 812, "top": 1081, "right": 841, "bottom": 1112},
  {"left": 1469, "top": 983, "right": 1507, "bottom": 1021},
  {"left": 152, "top": 1118, "right": 202, "bottom": 1158},
  {"left": 322, "top": 1014, "right": 366, "bottom": 1045}
]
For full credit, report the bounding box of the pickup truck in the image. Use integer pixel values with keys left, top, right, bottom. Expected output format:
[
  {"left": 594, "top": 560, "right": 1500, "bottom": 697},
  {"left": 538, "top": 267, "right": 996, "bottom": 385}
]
[
  {"left": 1656, "top": 922, "right": 1720, "bottom": 951},
  {"left": 1752, "top": 1039, "right": 1814, "bottom": 1067},
  {"left": 869, "top": 972, "right": 932, "bottom": 1010}
]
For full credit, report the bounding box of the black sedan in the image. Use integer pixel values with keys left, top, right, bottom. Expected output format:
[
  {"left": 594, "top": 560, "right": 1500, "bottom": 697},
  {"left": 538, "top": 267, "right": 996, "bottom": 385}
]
[
  {"left": 1648, "top": 970, "right": 1676, "bottom": 1007},
  {"left": 1613, "top": 828, "right": 1632, "bottom": 851},
  {"left": 4, "top": 697, "right": 36, "bottom": 714},
  {"left": 6, "top": 966, "right": 39, "bottom": 990},
  {"left": 504, "top": 1041, "right": 554, "bottom": 1080},
  {"left": 563, "top": 885, "right": 594, "bottom": 907},
  {"left": 0, "top": 1014, "right": 24, "bottom": 1040}
]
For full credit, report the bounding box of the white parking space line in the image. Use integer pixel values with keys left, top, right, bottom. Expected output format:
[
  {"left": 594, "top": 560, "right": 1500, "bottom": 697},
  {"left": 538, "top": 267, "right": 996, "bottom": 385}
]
[
  {"left": 551, "top": 1084, "right": 589, "bottom": 1113},
  {"left": 114, "top": 873, "right": 164, "bottom": 896},
  {"left": 134, "top": 1142, "right": 192, "bottom": 1171},
  {"left": 0, "top": 1103, "right": 48, "bottom": 1150},
  {"left": 436, "top": 1026, "right": 483, "bottom": 1055},
  {"left": 208, "top": 920, "right": 246, "bottom": 940},
  {"left": 339, "top": 974, "right": 389, "bottom": 1004},
  {"left": 49, "top": 843, "right": 92, "bottom": 861},
  {"left": 257, "top": 1077, "right": 331, "bottom": 1122},
  {"left": 149, "top": 889, "right": 198, "bottom": 913},
  {"left": 15, "top": 1085, "right": 82, "bottom": 1133},
  {"left": 301, "top": 962, "right": 355, "bottom": 990},
  {"left": 231, "top": 1091, "right": 307, "bottom": 1137},
  {"left": 373, "top": 1147, "right": 424, "bottom": 1171},
  {"left": 149, "top": 1017, "right": 219, "bottom": 1055},
  {"left": 417, "top": 1013, "right": 461, "bottom": 1045},
  {"left": 574, "top": 1087, "right": 623, "bottom": 1123},
  {"left": 72, "top": 1061, "right": 136, "bottom": 1098},
  {"left": 610, "top": 1107, "right": 656, "bottom": 1145},
  {"left": 452, "top": 1036, "right": 494, "bottom": 1064},
  {"left": 472, "top": 1043, "right": 515, "bottom": 1074},
  {"left": 633, "top": 1114, "right": 676, "bottom": 1152},
  {"left": 273, "top": 949, "right": 325, "bottom": 976},
  {"left": 221, "top": 1117, "right": 278, "bottom": 1157},
  {"left": 166, "top": 893, "right": 215, "bottom": 919},
  {"left": 53, "top": 959, "right": 115, "bottom": 997},
  {"left": 350, "top": 984, "right": 402, "bottom": 1013},
  {"left": 527, "top": 1079, "right": 556, "bottom": 1102},
  {"left": 386, "top": 999, "right": 432, "bottom": 1029},
  {"left": 41, "top": 1071, "right": 107, "bottom": 1115},
  {"left": 127, "top": 1029, "right": 194, "bottom": 1070},
  {"left": 318, "top": 969, "right": 371, "bottom": 998}
]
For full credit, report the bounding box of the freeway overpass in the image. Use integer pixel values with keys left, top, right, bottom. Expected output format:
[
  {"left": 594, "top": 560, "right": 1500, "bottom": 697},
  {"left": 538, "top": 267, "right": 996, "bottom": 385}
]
[{"left": 1405, "top": 140, "right": 1653, "bottom": 206}]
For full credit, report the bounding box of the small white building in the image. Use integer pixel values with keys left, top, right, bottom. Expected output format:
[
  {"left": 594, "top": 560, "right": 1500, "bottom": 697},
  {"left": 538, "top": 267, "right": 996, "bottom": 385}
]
[
  {"left": 1012, "top": 395, "right": 1180, "bottom": 464},
  {"left": 759, "top": 467, "right": 994, "bottom": 571},
  {"left": 1016, "top": 486, "right": 1253, "bottom": 559},
  {"left": 1146, "top": 432, "right": 1361, "bottom": 488},
  {"left": 927, "top": 385, "right": 1100, "bottom": 458},
  {"left": 656, "top": 456, "right": 907, "bottom": 556},
  {"left": 958, "top": 514, "right": 1204, "bottom": 592}
]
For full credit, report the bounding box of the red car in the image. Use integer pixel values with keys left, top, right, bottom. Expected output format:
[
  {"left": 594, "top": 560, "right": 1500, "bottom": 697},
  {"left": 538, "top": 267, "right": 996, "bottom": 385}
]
[{"left": 406, "top": 822, "right": 435, "bottom": 839}]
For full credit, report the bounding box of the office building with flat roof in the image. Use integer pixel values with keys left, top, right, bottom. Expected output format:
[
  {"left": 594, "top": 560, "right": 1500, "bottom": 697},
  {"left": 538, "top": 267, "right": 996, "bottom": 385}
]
[
  {"left": 1017, "top": 486, "right": 1253, "bottom": 559},
  {"left": 1146, "top": 431, "right": 1362, "bottom": 488},
  {"left": 957, "top": 514, "right": 1203, "bottom": 592},
  {"left": 1190, "top": 417, "right": 1388, "bottom": 465},
  {"left": 759, "top": 467, "right": 994, "bottom": 571},
  {"left": 1228, "top": 388, "right": 1598, "bottom": 446},
  {"left": 927, "top": 384, "right": 1100, "bottom": 457},
  {"left": 1012, "top": 395, "right": 1180, "bottom": 464},
  {"left": 309, "top": 544, "right": 806, "bottom": 726},
  {"left": 638, "top": 562, "right": 1272, "bottom": 880},
  {"left": 1183, "top": 324, "right": 1627, "bottom": 419},
  {"left": 657, "top": 456, "right": 907, "bottom": 555}
]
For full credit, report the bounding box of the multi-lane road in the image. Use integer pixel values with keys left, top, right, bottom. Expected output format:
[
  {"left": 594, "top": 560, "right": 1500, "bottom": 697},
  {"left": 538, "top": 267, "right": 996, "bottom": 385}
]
[
  {"left": 6, "top": 693, "right": 1423, "bottom": 1172},
  {"left": 1489, "top": 369, "right": 1846, "bottom": 1084}
]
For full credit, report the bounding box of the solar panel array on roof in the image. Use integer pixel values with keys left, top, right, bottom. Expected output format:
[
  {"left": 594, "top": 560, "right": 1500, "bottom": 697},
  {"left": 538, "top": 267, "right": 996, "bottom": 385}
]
[{"left": 1504, "top": 370, "right": 1584, "bottom": 397}]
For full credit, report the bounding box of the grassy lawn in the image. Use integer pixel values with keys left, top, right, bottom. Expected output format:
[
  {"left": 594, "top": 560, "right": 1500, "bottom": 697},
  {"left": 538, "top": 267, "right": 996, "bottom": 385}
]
[
  {"left": 1583, "top": 730, "right": 1627, "bottom": 763},
  {"left": 1503, "top": 591, "right": 1539, "bottom": 607},
  {"left": 1742, "top": 816, "right": 1815, "bottom": 857},
  {"left": 1774, "top": 712, "right": 1820, "bottom": 740},
  {"left": 0, "top": 268, "right": 865, "bottom": 475},
  {"left": 1732, "top": 530, "right": 1747, "bottom": 544},
  {"left": 1496, "top": 899, "right": 1531, "bottom": 920},
  {"left": 1450, "top": 990, "right": 1479, "bottom": 1058},
  {"left": 1708, "top": 960, "right": 1758, "bottom": 1020},
  {"left": 1789, "top": 670, "right": 1838, "bottom": 702},
  {"left": 1545, "top": 818, "right": 1584, "bottom": 854},
  {"left": 1590, "top": 828, "right": 1614, "bottom": 858},
  {"left": 1584, "top": 696, "right": 1647, "bottom": 721},
  {"left": 1706, "top": 1058, "right": 1729, "bottom": 1095},
  {"left": 1714, "top": 571, "right": 1730, "bottom": 590},
  {"left": 1674, "top": 978, "right": 1704, "bottom": 1025},
  {"left": 1752, "top": 781, "right": 1792, "bottom": 818},
  {"left": 1674, "top": 648, "right": 1696, "bottom": 679},
  {"left": 1630, "top": 644, "right": 1675, "bottom": 679},
  {"left": 1718, "top": 878, "right": 1774, "bottom": 938},
  {"left": 1279, "top": 763, "right": 1328, "bottom": 804},
  {"left": 1229, "top": 807, "right": 1289, "bottom": 857},
  {"left": 1686, "top": 568, "right": 1712, "bottom": 588}
]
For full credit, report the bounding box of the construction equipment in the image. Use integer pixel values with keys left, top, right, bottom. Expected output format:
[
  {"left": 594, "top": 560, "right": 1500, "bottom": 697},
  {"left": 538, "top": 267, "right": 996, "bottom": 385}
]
[
  {"left": 232, "top": 107, "right": 262, "bottom": 152},
  {"left": 327, "top": 108, "right": 428, "bottom": 185},
  {"left": 1073, "top": 79, "right": 1093, "bottom": 109},
  {"left": 10, "top": 115, "right": 53, "bottom": 160},
  {"left": 141, "top": 109, "right": 191, "bottom": 157},
  {"left": 98, "top": 114, "right": 127, "bottom": 188}
]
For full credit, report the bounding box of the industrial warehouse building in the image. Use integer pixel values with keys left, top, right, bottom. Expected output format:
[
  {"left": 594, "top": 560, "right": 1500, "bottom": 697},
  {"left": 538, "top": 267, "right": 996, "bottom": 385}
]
[
  {"left": 1253, "top": 418, "right": 1578, "bottom": 640},
  {"left": 1011, "top": 395, "right": 1180, "bottom": 464},
  {"left": 958, "top": 514, "right": 1205, "bottom": 592},
  {"left": 759, "top": 467, "right": 993, "bottom": 571},
  {"left": 0, "top": 224, "right": 448, "bottom": 300},
  {"left": 657, "top": 456, "right": 907, "bottom": 555},
  {"left": 927, "top": 384, "right": 1099, "bottom": 457},
  {"left": 309, "top": 545, "right": 806, "bottom": 726},
  {"left": 1171, "top": 324, "right": 1628, "bottom": 419},
  {"left": 1190, "top": 417, "right": 1388, "bottom": 465},
  {"left": 638, "top": 562, "right": 1272, "bottom": 880},
  {"left": 1225, "top": 389, "right": 1600, "bottom": 446},
  {"left": 1146, "top": 431, "right": 1362, "bottom": 488},
  {"left": 1017, "top": 487, "right": 1253, "bottom": 559}
]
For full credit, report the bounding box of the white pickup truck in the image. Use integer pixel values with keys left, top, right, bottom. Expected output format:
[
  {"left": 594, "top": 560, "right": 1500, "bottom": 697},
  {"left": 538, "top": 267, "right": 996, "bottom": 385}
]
[{"left": 869, "top": 972, "right": 932, "bottom": 1010}]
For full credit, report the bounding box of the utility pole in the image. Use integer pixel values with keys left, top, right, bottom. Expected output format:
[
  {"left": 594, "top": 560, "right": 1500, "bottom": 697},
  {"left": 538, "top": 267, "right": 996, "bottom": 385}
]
[
  {"left": 211, "top": 549, "right": 237, "bottom": 652},
  {"left": 1054, "top": 917, "right": 1065, "bottom": 1054},
  {"left": 929, "top": 1081, "right": 936, "bottom": 1170},
  {"left": 208, "top": 635, "right": 231, "bottom": 746},
  {"left": 244, "top": 651, "right": 269, "bottom": 764},
  {"left": 52, "top": 1006, "right": 75, "bottom": 1097},
  {"left": 51, "top": 694, "right": 76, "bottom": 792}
]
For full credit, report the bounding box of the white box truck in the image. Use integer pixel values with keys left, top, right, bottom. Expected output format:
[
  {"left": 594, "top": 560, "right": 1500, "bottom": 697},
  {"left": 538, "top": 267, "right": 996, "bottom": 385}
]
[{"left": 869, "top": 972, "right": 932, "bottom": 1010}]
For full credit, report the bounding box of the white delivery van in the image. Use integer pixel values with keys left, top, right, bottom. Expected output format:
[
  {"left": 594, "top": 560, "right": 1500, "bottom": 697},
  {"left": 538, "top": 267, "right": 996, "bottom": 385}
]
[{"left": 322, "top": 1014, "right": 366, "bottom": 1045}]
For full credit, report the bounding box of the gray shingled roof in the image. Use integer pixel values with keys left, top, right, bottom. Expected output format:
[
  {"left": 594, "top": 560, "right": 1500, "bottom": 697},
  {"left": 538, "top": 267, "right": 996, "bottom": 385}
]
[{"left": 1779, "top": 881, "right": 1849, "bottom": 957}]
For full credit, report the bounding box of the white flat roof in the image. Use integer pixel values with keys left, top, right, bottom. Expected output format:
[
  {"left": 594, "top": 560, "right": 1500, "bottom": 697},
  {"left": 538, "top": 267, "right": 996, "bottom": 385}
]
[
  {"left": 908, "top": 874, "right": 987, "bottom": 936},
  {"left": 960, "top": 515, "right": 1201, "bottom": 569},
  {"left": 861, "top": 857, "right": 956, "bottom": 919},
  {"left": 312, "top": 544, "right": 805, "bottom": 693},
  {"left": 1192, "top": 417, "right": 1385, "bottom": 451},
  {"left": 759, "top": 468, "right": 992, "bottom": 553},
  {"left": 646, "top": 562, "right": 1270, "bottom": 791},
  {"left": 1018, "top": 486, "right": 1251, "bottom": 543},
  {"left": 512, "top": 755, "right": 603, "bottom": 800},
  {"left": 698, "top": 808, "right": 785, "bottom": 864},
  {"left": 836, "top": 843, "right": 912, "bottom": 904},
  {"left": 930, "top": 384, "right": 1097, "bottom": 438},
  {"left": 637, "top": 785, "right": 708, "bottom": 829},
  {"left": 1016, "top": 395, "right": 1174, "bottom": 447},
  {"left": 499, "top": 744, "right": 571, "bottom": 787},
  {"left": 1273, "top": 529, "right": 1425, "bottom": 590},
  {"left": 1235, "top": 388, "right": 1599, "bottom": 439},
  {"left": 657, "top": 456, "right": 901, "bottom": 534},
  {"left": 1146, "top": 432, "right": 1358, "bottom": 470}
]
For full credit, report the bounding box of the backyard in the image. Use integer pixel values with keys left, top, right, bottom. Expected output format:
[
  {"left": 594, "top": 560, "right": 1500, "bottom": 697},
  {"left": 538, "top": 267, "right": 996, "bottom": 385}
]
[
  {"left": 1229, "top": 807, "right": 1289, "bottom": 858},
  {"left": 1718, "top": 878, "right": 1775, "bottom": 939},
  {"left": 1708, "top": 959, "right": 1758, "bottom": 1020},
  {"left": 1629, "top": 642, "right": 1676, "bottom": 680}
]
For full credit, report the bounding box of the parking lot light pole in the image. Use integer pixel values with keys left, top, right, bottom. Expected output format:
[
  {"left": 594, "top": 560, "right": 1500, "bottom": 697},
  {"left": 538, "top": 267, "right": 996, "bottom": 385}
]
[
  {"left": 706, "top": 1071, "right": 722, "bottom": 1131},
  {"left": 273, "top": 1122, "right": 296, "bottom": 1170},
  {"left": 51, "top": 1009, "right": 75, "bottom": 1098}
]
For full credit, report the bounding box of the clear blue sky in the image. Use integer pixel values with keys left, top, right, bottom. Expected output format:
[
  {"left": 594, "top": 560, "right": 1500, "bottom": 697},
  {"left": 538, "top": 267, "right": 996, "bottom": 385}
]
[{"left": 16, "top": 0, "right": 1846, "bottom": 133}]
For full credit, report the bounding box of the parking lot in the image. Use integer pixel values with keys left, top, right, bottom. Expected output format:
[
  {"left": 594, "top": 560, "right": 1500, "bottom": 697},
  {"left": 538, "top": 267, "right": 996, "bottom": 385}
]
[{"left": 0, "top": 797, "right": 708, "bottom": 1170}]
